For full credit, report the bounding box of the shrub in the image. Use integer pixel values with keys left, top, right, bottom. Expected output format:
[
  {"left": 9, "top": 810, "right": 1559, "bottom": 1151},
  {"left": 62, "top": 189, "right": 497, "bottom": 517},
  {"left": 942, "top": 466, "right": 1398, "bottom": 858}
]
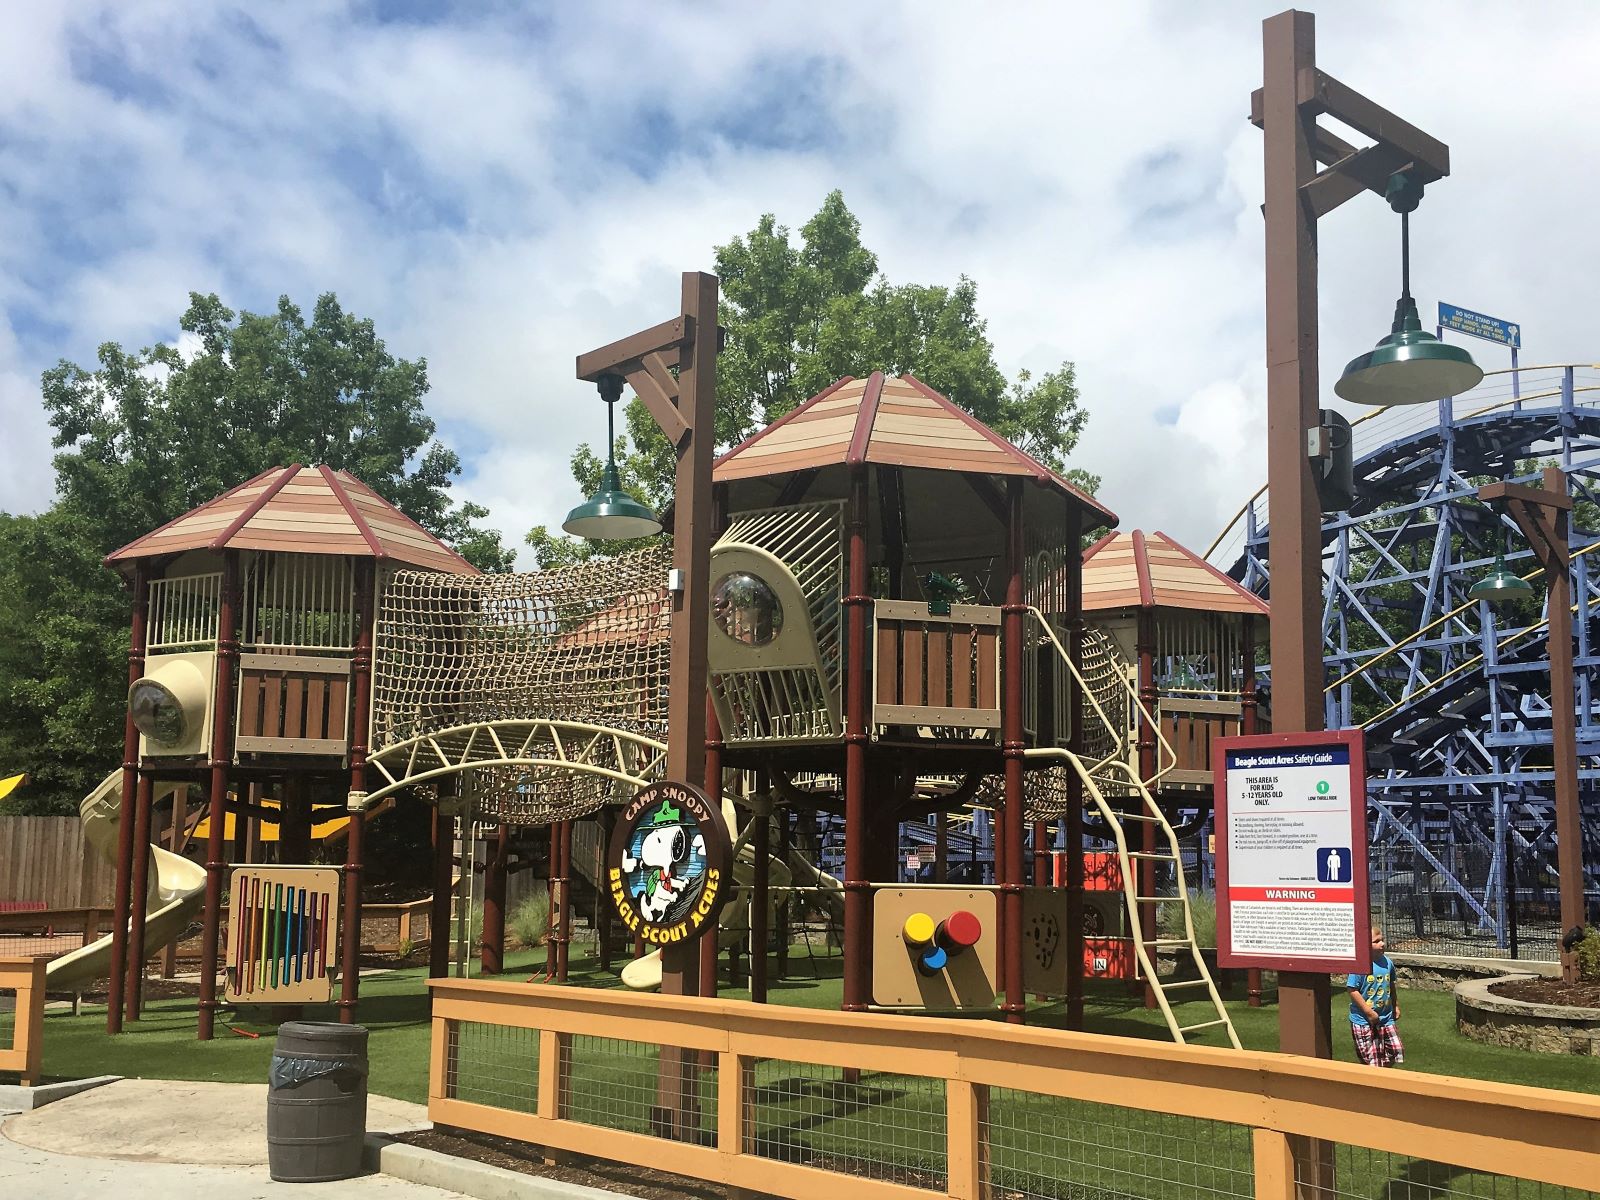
[
  {"left": 1159, "top": 890, "right": 1218, "bottom": 949},
  {"left": 397, "top": 936, "right": 415, "bottom": 960},
  {"left": 1576, "top": 926, "right": 1600, "bottom": 982},
  {"left": 509, "top": 891, "right": 552, "bottom": 950}
]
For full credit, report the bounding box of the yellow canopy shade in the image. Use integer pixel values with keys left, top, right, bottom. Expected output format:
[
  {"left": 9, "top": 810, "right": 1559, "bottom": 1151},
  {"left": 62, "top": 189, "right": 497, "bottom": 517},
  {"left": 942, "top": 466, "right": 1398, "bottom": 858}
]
[{"left": 0, "top": 773, "right": 26, "bottom": 803}]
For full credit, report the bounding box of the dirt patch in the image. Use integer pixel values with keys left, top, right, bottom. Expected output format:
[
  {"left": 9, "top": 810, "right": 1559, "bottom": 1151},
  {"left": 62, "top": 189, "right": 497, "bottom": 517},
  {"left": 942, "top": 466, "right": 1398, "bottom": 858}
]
[
  {"left": 1488, "top": 976, "right": 1600, "bottom": 1008},
  {"left": 397, "top": 1128, "right": 731, "bottom": 1199},
  {"left": 79, "top": 976, "right": 201, "bottom": 1003}
]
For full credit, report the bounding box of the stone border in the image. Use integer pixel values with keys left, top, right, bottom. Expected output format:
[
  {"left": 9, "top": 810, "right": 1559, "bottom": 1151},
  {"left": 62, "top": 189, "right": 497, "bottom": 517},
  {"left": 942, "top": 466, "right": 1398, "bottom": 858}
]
[
  {"left": 364, "top": 1133, "right": 627, "bottom": 1200},
  {"left": 1455, "top": 975, "right": 1600, "bottom": 1056},
  {"left": 0, "top": 1075, "right": 121, "bottom": 1114},
  {"left": 1392, "top": 953, "right": 1558, "bottom": 993}
]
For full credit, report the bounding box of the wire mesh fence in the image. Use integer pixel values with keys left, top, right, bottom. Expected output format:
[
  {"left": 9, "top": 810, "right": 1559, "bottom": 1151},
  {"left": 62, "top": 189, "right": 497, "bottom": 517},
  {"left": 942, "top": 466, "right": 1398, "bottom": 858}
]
[
  {"left": 747, "top": 1061, "right": 946, "bottom": 1190},
  {"left": 1369, "top": 830, "right": 1570, "bottom": 963},
  {"left": 445, "top": 1021, "right": 540, "bottom": 1113},
  {"left": 1296, "top": 1145, "right": 1600, "bottom": 1200},
  {"left": 983, "top": 1089, "right": 1255, "bottom": 1200},
  {"left": 560, "top": 1033, "right": 717, "bottom": 1144}
]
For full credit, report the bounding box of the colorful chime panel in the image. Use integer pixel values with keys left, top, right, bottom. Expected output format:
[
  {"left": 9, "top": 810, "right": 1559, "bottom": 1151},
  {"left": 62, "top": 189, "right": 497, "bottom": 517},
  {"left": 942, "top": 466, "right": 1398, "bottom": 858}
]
[{"left": 224, "top": 866, "right": 341, "bottom": 1004}]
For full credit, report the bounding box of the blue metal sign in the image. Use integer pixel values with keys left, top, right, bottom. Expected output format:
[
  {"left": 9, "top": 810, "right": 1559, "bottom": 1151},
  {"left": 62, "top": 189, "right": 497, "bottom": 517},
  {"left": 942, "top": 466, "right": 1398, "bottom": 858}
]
[{"left": 1438, "top": 302, "right": 1521, "bottom": 349}]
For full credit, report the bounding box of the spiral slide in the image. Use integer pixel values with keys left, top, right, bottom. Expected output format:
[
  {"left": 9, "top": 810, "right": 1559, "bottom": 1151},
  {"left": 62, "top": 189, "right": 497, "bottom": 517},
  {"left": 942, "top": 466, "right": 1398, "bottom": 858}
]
[{"left": 45, "top": 770, "right": 208, "bottom": 991}]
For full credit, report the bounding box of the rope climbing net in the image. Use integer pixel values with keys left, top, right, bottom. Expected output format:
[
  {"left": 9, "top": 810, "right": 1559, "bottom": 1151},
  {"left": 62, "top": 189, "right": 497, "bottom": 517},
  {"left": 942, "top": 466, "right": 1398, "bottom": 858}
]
[{"left": 369, "top": 546, "right": 673, "bottom": 822}]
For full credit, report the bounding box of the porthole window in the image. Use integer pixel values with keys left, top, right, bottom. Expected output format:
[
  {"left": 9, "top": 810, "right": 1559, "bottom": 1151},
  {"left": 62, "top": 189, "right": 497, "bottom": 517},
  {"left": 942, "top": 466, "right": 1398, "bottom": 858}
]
[{"left": 712, "top": 572, "right": 783, "bottom": 647}]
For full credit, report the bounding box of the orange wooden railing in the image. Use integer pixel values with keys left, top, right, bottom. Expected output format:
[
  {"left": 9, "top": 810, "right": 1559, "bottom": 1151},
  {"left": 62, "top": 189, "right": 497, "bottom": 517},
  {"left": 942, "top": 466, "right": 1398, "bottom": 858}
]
[{"left": 0, "top": 957, "right": 47, "bottom": 1086}]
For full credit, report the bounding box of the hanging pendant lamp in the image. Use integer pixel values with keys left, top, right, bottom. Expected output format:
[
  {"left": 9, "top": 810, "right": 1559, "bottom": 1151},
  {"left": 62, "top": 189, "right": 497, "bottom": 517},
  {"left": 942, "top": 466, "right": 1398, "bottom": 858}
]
[
  {"left": 1468, "top": 531, "right": 1534, "bottom": 605},
  {"left": 562, "top": 374, "right": 663, "bottom": 540},
  {"left": 1335, "top": 172, "right": 1483, "bottom": 407}
]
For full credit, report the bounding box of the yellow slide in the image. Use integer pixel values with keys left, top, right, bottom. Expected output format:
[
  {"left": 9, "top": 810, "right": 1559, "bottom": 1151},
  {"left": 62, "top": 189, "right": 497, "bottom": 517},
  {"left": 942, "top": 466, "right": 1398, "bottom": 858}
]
[{"left": 46, "top": 770, "right": 208, "bottom": 991}]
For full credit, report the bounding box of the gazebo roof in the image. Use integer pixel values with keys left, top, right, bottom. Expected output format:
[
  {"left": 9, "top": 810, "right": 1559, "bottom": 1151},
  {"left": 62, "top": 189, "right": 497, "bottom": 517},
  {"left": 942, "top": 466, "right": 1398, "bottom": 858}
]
[
  {"left": 106, "top": 464, "right": 479, "bottom": 575},
  {"left": 713, "top": 373, "right": 1116, "bottom": 527},
  {"left": 1081, "top": 530, "right": 1267, "bottom": 616}
]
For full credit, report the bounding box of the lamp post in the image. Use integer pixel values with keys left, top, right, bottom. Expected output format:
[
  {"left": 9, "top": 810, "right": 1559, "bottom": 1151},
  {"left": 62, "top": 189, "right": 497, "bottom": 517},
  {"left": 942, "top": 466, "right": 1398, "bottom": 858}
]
[
  {"left": 572, "top": 271, "right": 719, "bottom": 1138},
  {"left": 1476, "top": 467, "right": 1587, "bottom": 985},
  {"left": 1255, "top": 9, "right": 1463, "bottom": 1061}
]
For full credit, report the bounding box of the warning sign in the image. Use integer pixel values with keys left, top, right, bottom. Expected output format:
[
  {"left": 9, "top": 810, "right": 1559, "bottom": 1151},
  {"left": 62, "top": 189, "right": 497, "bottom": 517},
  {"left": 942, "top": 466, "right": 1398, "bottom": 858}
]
[{"left": 1214, "top": 729, "right": 1371, "bottom": 974}]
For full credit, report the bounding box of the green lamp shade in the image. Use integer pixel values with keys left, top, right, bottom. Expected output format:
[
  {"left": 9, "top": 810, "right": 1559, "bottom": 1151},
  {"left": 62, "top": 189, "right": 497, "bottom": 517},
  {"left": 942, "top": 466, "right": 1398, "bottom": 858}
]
[
  {"left": 562, "top": 461, "right": 661, "bottom": 540},
  {"left": 1468, "top": 556, "right": 1534, "bottom": 605},
  {"left": 1335, "top": 296, "right": 1483, "bottom": 407}
]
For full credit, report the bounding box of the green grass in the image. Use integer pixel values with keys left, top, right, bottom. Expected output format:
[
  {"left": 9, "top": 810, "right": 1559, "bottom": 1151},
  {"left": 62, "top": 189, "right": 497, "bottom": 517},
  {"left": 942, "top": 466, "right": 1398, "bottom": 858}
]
[{"left": 11, "top": 954, "right": 1596, "bottom": 1199}]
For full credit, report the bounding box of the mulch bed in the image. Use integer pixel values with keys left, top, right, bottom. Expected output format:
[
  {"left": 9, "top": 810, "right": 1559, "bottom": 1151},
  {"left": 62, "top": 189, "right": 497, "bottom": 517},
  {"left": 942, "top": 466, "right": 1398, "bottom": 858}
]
[
  {"left": 1488, "top": 976, "right": 1600, "bottom": 1007},
  {"left": 79, "top": 976, "right": 201, "bottom": 1003},
  {"left": 396, "top": 1128, "right": 731, "bottom": 1199}
]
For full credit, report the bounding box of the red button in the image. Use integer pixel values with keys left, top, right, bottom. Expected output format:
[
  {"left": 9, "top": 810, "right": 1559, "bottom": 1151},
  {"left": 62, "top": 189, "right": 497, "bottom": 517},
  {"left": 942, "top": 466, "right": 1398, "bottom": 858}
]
[{"left": 939, "top": 909, "right": 982, "bottom": 950}]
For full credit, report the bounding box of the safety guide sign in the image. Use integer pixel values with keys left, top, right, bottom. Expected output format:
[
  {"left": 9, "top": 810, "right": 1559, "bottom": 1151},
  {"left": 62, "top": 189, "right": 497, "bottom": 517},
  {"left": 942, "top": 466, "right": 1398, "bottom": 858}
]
[{"left": 1213, "top": 729, "right": 1371, "bottom": 975}]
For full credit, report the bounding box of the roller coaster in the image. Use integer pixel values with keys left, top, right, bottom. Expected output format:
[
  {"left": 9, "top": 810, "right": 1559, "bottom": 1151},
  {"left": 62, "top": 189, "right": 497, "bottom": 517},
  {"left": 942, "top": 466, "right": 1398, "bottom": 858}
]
[{"left": 1208, "top": 364, "right": 1600, "bottom": 960}]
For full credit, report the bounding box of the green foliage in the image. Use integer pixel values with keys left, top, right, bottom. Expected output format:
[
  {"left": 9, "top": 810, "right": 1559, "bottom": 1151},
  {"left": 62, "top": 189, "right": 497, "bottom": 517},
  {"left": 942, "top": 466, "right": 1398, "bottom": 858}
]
[
  {"left": 0, "top": 291, "right": 513, "bottom": 816},
  {"left": 1576, "top": 926, "right": 1600, "bottom": 982},
  {"left": 397, "top": 937, "right": 415, "bottom": 960},
  {"left": 1159, "top": 890, "right": 1218, "bottom": 949},
  {"left": 510, "top": 889, "right": 552, "bottom": 950},
  {"left": 531, "top": 191, "right": 1100, "bottom": 563}
]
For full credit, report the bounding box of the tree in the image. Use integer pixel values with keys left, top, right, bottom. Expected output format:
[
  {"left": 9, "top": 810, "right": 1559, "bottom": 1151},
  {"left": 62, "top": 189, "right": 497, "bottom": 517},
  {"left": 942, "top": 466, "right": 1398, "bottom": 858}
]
[
  {"left": 0, "top": 291, "right": 514, "bottom": 815},
  {"left": 528, "top": 191, "right": 1099, "bottom": 565}
]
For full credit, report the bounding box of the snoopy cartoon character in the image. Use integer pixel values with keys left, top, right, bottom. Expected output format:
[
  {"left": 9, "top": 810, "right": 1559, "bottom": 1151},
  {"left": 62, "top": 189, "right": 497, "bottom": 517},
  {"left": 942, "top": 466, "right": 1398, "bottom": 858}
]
[{"left": 622, "top": 800, "right": 706, "bottom": 924}]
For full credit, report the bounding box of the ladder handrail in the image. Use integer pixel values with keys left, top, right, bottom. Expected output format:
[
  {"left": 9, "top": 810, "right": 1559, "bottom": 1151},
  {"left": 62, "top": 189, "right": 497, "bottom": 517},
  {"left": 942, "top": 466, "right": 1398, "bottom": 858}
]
[
  {"left": 1026, "top": 607, "right": 1178, "bottom": 785},
  {"left": 1025, "top": 746, "right": 1241, "bottom": 1049}
]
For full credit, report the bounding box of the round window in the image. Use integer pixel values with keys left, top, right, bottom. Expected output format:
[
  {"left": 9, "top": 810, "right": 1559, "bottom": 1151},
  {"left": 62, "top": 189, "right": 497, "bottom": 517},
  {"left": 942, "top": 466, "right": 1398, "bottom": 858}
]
[
  {"left": 712, "top": 572, "right": 783, "bottom": 647},
  {"left": 129, "top": 679, "right": 187, "bottom": 746}
]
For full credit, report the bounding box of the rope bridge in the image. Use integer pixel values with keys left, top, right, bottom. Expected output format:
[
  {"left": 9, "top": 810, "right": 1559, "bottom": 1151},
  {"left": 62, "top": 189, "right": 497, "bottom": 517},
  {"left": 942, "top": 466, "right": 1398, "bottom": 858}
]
[{"left": 367, "top": 547, "right": 673, "bottom": 821}]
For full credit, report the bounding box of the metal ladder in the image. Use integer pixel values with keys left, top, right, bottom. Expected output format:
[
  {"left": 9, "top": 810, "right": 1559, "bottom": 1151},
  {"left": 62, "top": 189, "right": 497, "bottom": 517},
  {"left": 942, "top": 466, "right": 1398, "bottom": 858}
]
[{"left": 1026, "top": 609, "right": 1241, "bottom": 1049}]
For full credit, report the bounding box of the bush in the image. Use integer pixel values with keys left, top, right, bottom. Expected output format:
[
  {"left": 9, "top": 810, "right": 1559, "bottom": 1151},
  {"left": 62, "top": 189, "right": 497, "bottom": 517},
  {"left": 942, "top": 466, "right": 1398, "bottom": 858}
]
[
  {"left": 1159, "top": 890, "right": 1218, "bottom": 949},
  {"left": 509, "top": 891, "right": 551, "bottom": 950},
  {"left": 1576, "top": 926, "right": 1600, "bottom": 982}
]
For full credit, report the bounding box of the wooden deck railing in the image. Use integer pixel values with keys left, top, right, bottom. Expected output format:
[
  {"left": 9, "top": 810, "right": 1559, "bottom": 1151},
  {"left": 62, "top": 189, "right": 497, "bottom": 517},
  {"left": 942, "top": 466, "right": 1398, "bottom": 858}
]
[
  {"left": 873, "top": 601, "right": 1001, "bottom": 732},
  {"left": 428, "top": 979, "right": 1600, "bottom": 1200},
  {"left": 0, "top": 957, "right": 46, "bottom": 1086}
]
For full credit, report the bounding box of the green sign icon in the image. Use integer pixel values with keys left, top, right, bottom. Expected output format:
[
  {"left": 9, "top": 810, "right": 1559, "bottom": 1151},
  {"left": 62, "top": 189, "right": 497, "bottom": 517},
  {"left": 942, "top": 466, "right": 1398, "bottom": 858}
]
[{"left": 1316, "top": 780, "right": 1330, "bottom": 795}]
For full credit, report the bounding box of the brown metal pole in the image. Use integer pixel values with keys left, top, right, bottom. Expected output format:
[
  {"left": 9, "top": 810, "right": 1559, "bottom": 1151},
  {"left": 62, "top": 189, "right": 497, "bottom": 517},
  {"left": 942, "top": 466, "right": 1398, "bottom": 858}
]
[
  {"left": 1241, "top": 614, "right": 1264, "bottom": 1008},
  {"left": 751, "top": 792, "right": 771, "bottom": 1003},
  {"left": 108, "top": 564, "right": 149, "bottom": 1034},
  {"left": 1135, "top": 607, "right": 1160, "bottom": 1007},
  {"left": 124, "top": 771, "right": 155, "bottom": 1021},
  {"left": 429, "top": 803, "right": 453, "bottom": 983},
  {"left": 1262, "top": 6, "right": 1333, "bottom": 1063},
  {"left": 197, "top": 553, "right": 241, "bottom": 1041},
  {"left": 556, "top": 819, "right": 573, "bottom": 982},
  {"left": 1065, "top": 506, "right": 1086, "bottom": 1030},
  {"left": 1001, "top": 478, "right": 1027, "bottom": 1024},
  {"left": 480, "top": 823, "right": 508, "bottom": 974},
  {"left": 338, "top": 559, "right": 376, "bottom": 1024},
  {"left": 163, "top": 784, "right": 187, "bottom": 979},
  {"left": 842, "top": 466, "right": 872, "bottom": 1013}
]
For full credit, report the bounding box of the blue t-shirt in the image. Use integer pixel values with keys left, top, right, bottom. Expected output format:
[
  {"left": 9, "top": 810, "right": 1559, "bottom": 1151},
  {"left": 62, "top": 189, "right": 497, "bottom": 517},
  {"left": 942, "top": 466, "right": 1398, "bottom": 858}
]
[{"left": 1347, "top": 954, "right": 1396, "bottom": 1026}]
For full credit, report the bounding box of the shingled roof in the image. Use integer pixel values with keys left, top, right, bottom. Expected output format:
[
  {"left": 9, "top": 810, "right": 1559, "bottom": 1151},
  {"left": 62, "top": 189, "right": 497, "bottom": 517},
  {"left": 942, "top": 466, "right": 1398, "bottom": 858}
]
[
  {"left": 713, "top": 373, "right": 1116, "bottom": 526},
  {"left": 1081, "top": 529, "right": 1267, "bottom": 616},
  {"left": 106, "top": 464, "right": 478, "bottom": 575}
]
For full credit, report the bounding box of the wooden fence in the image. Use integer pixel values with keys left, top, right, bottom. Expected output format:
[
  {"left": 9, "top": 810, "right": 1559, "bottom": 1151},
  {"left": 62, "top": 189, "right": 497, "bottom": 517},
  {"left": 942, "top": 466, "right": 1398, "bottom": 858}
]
[
  {"left": 0, "top": 958, "right": 46, "bottom": 1086},
  {"left": 0, "top": 817, "right": 114, "bottom": 909},
  {"left": 428, "top": 979, "right": 1600, "bottom": 1200}
]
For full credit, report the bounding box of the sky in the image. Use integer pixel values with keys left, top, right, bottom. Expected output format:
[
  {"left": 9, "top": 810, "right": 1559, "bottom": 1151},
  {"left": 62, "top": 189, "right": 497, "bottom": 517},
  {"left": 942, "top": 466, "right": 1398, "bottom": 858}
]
[{"left": 2, "top": 1, "right": 1597, "bottom": 565}]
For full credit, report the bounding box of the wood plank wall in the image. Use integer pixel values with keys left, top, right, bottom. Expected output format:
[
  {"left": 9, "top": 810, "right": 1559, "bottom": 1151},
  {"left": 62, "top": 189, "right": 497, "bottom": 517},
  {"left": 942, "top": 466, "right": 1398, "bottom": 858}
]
[{"left": 0, "top": 817, "right": 115, "bottom": 908}]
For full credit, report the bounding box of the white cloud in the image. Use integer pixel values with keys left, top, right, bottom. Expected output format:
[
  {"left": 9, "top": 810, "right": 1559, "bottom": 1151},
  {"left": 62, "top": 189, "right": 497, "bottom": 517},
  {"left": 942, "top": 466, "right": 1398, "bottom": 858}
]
[{"left": 1, "top": 1, "right": 1597, "bottom": 569}]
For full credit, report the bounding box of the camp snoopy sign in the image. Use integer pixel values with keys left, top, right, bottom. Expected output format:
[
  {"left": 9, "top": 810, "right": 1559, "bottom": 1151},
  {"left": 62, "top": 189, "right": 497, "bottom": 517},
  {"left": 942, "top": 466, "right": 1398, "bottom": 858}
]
[{"left": 607, "top": 781, "right": 731, "bottom": 946}]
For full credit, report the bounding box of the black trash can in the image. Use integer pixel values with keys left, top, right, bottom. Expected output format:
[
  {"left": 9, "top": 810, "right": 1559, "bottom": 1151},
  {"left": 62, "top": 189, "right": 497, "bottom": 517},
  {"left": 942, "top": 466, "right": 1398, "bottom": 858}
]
[{"left": 267, "top": 1021, "right": 370, "bottom": 1183}]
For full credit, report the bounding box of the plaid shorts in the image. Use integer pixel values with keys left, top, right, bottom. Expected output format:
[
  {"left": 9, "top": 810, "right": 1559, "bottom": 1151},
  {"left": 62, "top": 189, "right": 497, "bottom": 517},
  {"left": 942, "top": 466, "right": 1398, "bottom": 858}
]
[{"left": 1351, "top": 1018, "right": 1404, "bottom": 1067}]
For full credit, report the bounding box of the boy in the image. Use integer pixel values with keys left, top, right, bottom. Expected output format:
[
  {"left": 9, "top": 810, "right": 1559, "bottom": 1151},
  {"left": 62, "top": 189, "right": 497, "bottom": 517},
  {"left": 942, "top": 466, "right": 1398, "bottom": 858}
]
[{"left": 1347, "top": 924, "right": 1403, "bottom": 1067}]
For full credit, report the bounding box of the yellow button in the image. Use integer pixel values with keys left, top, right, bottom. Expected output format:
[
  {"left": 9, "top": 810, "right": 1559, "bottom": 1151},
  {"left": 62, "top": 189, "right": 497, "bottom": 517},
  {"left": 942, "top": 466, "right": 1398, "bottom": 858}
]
[{"left": 902, "top": 912, "right": 936, "bottom": 945}]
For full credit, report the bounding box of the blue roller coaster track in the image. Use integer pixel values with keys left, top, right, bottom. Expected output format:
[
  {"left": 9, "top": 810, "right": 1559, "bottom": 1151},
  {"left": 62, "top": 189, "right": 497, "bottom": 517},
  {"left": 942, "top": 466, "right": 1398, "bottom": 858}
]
[{"left": 1208, "top": 364, "right": 1600, "bottom": 960}]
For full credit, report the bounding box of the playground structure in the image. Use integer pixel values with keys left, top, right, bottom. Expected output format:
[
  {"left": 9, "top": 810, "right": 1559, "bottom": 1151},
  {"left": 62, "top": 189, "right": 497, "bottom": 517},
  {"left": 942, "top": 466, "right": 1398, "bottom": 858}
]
[
  {"left": 1209, "top": 363, "right": 1600, "bottom": 960},
  {"left": 68, "top": 366, "right": 1265, "bottom": 1048}
]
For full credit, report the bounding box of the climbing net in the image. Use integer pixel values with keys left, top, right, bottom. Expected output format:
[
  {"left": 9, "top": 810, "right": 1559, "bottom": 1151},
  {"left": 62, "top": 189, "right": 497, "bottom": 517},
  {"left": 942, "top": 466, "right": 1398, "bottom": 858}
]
[{"left": 370, "top": 547, "right": 673, "bottom": 822}]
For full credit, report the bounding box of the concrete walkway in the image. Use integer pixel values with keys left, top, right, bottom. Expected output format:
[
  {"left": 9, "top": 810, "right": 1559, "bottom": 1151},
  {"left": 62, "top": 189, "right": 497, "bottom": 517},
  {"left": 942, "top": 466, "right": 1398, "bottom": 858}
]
[{"left": 0, "top": 1079, "right": 453, "bottom": 1198}]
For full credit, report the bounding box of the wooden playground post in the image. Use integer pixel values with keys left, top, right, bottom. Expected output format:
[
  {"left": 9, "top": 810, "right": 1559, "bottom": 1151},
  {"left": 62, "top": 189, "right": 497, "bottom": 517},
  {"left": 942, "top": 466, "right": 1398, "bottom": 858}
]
[
  {"left": 198, "top": 553, "right": 240, "bottom": 1041},
  {"left": 842, "top": 466, "right": 871, "bottom": 1013},
  {"left": 163, "top": 785, "right": 187, "bottom": 979},
  {"left": 1064, "top": 504, "right": 1086, "bottom": 1030},
  {"left": 124, "top": 771, "right": 155, "bottom": 1021},
  {"left": 107, "top": 563, "right": 148, "bottom": 1034},
  {"left": 555, "top": 820, "right": 572, "bottom": 983},
  {"left": 750, "top": 791, "right": 771, "bottom": 1004},
  {"left": 481, "top": 823, "right": 508, "bottom": 974},
  {"left": 1000, "top": 477, "right": 1026, "bottom": 1024},
  {"left": 428, "top": 801, "right": 454, "bottom": 984},
  {"left": 338, "top": 559, "right": 375, "bottom": 1025}
]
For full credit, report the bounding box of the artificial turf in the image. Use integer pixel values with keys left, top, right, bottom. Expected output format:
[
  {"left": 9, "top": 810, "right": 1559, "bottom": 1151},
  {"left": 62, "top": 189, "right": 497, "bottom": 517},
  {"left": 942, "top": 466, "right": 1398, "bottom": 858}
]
[{"left": 11, "top": 950, "right": 1597, "bottom": 1104}]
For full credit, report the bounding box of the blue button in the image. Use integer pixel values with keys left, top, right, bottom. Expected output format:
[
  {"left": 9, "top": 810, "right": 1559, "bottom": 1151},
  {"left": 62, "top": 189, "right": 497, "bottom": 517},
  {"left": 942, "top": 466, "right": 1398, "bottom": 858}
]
[{"left": 917, "top": 945, "right": 948, "bottom": 975}]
